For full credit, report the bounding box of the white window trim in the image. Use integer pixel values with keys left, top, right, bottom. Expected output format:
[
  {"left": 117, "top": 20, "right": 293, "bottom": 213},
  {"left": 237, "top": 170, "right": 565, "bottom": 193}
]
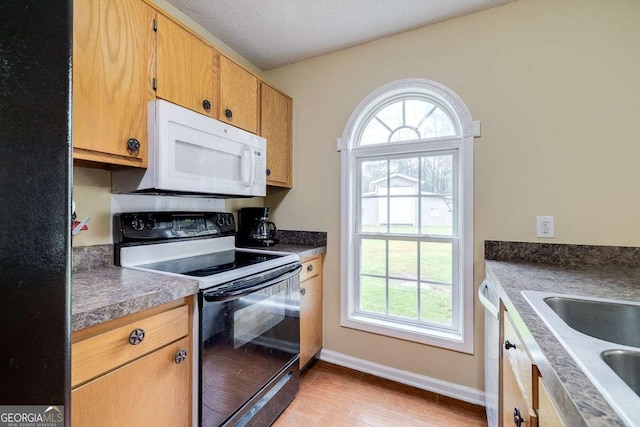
[{"left": 337, "top": 79, "right": 480, "bottom": 354}]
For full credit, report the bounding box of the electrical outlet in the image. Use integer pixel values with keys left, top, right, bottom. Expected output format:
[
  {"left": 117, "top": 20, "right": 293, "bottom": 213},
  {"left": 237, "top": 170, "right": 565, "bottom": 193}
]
[{"left": 536, "top": 216, "right": 554, "bottom": 238}]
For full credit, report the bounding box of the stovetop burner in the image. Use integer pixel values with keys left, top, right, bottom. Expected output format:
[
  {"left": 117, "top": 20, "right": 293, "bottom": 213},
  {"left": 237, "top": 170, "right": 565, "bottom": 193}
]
[{"left": 138, "top": 250, "right": 284, "bottom": 277}]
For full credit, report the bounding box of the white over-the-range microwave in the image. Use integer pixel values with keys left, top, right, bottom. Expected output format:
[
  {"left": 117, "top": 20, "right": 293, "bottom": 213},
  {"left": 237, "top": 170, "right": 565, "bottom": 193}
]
[{"left": 112, "top": 100, "right": 266, "bottom": 197}]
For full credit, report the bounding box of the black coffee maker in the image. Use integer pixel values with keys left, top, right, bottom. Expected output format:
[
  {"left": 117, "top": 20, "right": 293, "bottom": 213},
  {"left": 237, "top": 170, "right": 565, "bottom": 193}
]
[{"left": 237, "top": 207, "right": 278, "bottom": 247}]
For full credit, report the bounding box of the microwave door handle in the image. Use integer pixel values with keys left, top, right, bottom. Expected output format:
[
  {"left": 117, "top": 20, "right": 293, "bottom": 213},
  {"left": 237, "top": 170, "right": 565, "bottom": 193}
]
[{"left": 241, "top": 147, "right": 253, "bottom": 187}]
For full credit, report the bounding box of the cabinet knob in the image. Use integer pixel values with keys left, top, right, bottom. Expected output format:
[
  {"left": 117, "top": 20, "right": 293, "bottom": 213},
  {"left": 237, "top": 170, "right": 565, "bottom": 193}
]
[
  {"left": 127, "top": 138, "right": 140, "bottom": 153},
  {"left": 225, "top": 108, "right": 233, "bottom": 119},
  {"left": 513, "top": 407, "right": 525, "bottom": 426},
  {"left": 202, "top": 99, "right": 211, "bottom": 110},
  {"left": 504, "top": 340, "right": 517, "bottom": 350},
  {"left": 174, "top": 349, "right": 188, "bottom": 364},
  {"left": 128, "top": 328, "right": 145, "bottom": 345},
  {"left": 300, "top": 288, "right": 306, "bottom": 296},
  {"left": 266, "top": 168, "right": 271, "bottom": 177}
]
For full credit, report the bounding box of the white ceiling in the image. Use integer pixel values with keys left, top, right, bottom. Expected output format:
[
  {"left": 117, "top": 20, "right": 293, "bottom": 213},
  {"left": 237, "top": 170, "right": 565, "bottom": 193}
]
[{"left": 166, "top": 0, "right": 516, "bottom": 71}]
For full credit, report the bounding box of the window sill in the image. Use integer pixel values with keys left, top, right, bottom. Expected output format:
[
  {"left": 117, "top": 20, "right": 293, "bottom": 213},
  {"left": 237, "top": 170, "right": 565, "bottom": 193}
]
[{"left": 342, "top": 313, "right": 473, "bottom": 354}]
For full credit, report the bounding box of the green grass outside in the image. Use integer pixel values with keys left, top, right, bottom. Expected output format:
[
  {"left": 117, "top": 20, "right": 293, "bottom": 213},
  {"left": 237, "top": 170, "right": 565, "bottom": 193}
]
[{"left": 358, "top": 229, "right": 454, "bottom": 325}]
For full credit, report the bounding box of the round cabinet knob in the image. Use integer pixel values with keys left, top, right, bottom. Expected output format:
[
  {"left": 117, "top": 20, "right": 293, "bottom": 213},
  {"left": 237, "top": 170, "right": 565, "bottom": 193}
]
[
  {"left": 307, "top": 264, "right": 313, "bottom": 272},
  {"left": 300, "top": 288, "right": 306, "bottom": 296},
  {"left": 202, "top": 99, "right": 211, "bottom": 110},
  {"left": 128, "top": 328, "right": 145, "bottom": 345},
  {"left": 127, "top": 138, "right": 140, "bottom": 153},
  {"left": 225, "top": 108, "right": 233, "bottom": 119},
  {"left": 174, "top": 349, "right": 187, "bottom": 364},
  {"left": 513, "top": 407, "right": 525, "bottom": 427},
  {"left": 266, "top": 168, "right": 271, "bottom": 177},
  {"left": 504, "top": 340, "right": 517, "bottom": 350}
]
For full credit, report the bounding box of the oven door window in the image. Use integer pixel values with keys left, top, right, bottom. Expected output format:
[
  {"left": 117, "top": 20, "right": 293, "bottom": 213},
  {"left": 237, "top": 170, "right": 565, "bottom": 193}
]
[{"left": 200, "top": 278, "right": 300, "bottom": 426}]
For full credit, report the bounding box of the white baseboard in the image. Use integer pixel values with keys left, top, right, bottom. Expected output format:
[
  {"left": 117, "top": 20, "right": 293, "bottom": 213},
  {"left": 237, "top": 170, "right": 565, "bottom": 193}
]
[{"left": 318, "top": 349, "right": 486, "bottom": 406}]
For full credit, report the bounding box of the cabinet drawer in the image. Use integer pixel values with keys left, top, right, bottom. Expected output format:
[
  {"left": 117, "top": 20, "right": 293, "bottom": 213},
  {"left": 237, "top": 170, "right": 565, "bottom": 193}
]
[
  {"left": 300, "top": 257, "right": 321, "bottom": 282},
  {"left": 72, "top": 305, "right": 189, "bottom": 387}
]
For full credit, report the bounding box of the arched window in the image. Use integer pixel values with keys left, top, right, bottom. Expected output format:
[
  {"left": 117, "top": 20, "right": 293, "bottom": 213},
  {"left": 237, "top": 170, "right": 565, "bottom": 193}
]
[{"left": 338, "top": 79, "right": 480, "bottom": 353}]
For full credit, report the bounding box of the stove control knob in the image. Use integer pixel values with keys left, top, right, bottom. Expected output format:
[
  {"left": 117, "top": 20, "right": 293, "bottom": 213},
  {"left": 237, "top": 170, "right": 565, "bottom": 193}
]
[
  {"left": 216, "top": 217, "right": 225, "bottom": 227},
  {"left": 225, "top": 216, "right": 232, "bottom": 226},
  {"left": 146, "top": 218, "right": 157, "bottom": 230},
  {"left": 131, "top": 217, "right": 145, "bottom": 231}
]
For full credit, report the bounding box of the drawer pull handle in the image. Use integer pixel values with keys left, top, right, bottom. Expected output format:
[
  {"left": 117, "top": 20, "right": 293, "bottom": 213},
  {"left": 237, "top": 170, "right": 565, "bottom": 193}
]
[
  {"left": 307, "top": 264, "right": 313, "bottom": 272},
  {"left": 174, "top": 349, "right": 188, "bottom": 364},
  {"left": 504, "top": 340, "right": 517, "bottom": 350},
  {"left": 300, "top": 288, "right": 306, "bottom": 296},
  {"left": 513, "top": 407, "right": 525, "bottom": 426},
  {"left": 128, "top": 328, "right": 145, "bottom": 345}
]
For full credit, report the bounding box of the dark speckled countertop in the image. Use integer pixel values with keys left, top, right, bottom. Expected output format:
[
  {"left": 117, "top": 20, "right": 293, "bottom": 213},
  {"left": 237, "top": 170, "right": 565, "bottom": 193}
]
[
  {"left": 71, "top": 231, "right": 326, "bottom": 332},
  {"left": 486, "top": 241, "right": 640, "bottom": 427},
  {"left": 72, "top": 267, "right": 199, "bottom": 332}
]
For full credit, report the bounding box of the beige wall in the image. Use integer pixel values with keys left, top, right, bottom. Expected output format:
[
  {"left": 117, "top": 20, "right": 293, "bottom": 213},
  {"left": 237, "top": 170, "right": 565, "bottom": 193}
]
[{"left": 264, "top": 0, "right": 640, "bottom": 390}]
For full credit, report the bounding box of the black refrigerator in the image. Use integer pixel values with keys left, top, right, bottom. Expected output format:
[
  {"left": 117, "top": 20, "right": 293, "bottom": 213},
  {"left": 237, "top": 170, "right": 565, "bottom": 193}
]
[{"left": 0, "top": 1, "right": 72, "bottom": 425}]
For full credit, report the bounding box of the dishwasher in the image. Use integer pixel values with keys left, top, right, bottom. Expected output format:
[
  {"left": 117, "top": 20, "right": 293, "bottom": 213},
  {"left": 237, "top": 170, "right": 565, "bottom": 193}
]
[{"left": 479, "top": 279, "right": 500, "bottom": 427}]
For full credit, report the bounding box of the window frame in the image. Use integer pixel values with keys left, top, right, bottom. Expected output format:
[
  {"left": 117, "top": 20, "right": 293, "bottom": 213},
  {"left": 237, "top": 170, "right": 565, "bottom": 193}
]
[{"left": 338, "top": 79, "right": 480, "bottom": 354}]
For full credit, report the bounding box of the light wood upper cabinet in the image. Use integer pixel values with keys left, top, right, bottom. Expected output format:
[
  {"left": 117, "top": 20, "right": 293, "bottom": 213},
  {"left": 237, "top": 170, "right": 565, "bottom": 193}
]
[
  {"left": 260, "top": 83, "right": 293, "bottom": 188},
  {"left": 219, "top": 56, "right": 258, "bottom": 133},
  {"left": 156, "top": 14, "right": 219, "bottom": 118},
  {"left": 72, "top": 0, "right": 155, "bottom": 167},
  {"left": 299, "top": 255, "right": 323, "bottom": 369}
]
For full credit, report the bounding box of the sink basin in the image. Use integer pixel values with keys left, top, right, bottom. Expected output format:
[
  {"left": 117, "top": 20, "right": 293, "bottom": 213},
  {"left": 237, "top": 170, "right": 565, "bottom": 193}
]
[
  {"left": 602, "top": 350, "right": 640, "bottom": 398},
  {"left": 522, "top": 291, "right": 640, "bottom": 427},
  {"left": 545, "top": 297, "right": 640, "bottom": 348}
]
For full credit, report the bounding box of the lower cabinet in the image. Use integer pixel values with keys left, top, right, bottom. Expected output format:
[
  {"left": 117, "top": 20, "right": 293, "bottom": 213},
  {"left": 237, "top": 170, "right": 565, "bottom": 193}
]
[
  {"left": 537, "top": 377, "right": 566, "bottom": 427},
  {"left": 299, "top": 255, "right": 323, "bottom": 369},
  {"left": 72, "top": 299, "right": 192, "bottom": 426},
  {"left": 500, "top": 303, "right": 566, "bottom": 426},
  {"left": 501, "top": 306, "right": 538, "bottom": 427}
]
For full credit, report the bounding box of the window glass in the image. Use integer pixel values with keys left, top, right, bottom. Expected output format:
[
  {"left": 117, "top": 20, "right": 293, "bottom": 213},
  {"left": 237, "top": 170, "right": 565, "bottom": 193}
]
[{"left": 359, "top": 100, "right": 456, "bottom": 146}]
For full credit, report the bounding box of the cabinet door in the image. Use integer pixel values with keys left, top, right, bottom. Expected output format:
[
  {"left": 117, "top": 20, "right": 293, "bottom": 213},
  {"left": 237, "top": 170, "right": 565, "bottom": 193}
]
[
  {"left": 156, "top": 14, "right": 218, "bottom": 118},
  {"left": 73, "top": 0, "right": 155, "bottom": 167},
  {"left": 219, "top": 56, "right": 258, "bottom": 133},
  {"left": 72, "top": 337, "right": 191, "bottom": 427},
  {"left": 300, "top": 256, "right": 323, "bottom": 369},
  {"left": 538, "top": 378, "right": 566, "bottom": 427},
  {"left": 261, "top": 83, "right": 293, "bottom": 188}
]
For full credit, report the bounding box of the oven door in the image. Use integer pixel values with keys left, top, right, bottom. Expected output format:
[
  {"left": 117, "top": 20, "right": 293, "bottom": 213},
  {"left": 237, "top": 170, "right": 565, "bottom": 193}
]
[{"left": 200, "top": 264, "right": 301, "bottom": 427}]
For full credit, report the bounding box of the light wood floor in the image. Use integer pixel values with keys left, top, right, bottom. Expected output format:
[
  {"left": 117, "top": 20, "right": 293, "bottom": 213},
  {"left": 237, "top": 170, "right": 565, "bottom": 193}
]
[{"left": 273, "top": 360, "right": 488, "bottom": 427}]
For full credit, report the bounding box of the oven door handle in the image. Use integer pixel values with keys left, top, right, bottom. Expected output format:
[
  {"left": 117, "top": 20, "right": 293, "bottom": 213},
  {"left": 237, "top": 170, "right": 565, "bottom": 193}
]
[{"left": 203, "top": 264, "right": 303, "bottom": 302}]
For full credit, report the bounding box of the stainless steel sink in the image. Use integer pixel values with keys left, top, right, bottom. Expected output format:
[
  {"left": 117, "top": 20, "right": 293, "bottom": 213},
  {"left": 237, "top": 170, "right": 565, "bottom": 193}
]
[
  {"left": 602, "top": 350, "right": 640, "bottom": 398},
  {"left": 545, "top": 296, "right": 640, "bottom": 348},
  {"left": 523, "top": 291, "right": 640, "bottom": 427}
]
